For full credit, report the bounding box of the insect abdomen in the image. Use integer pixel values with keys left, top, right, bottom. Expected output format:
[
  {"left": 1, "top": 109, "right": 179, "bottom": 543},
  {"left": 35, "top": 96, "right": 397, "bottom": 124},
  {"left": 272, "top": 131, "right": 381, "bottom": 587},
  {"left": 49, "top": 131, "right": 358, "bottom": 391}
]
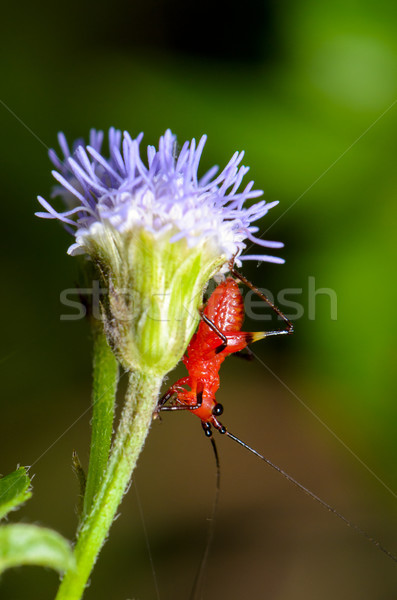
[{"left": 206, "top": 278, "right": 244, "bottom": 332}]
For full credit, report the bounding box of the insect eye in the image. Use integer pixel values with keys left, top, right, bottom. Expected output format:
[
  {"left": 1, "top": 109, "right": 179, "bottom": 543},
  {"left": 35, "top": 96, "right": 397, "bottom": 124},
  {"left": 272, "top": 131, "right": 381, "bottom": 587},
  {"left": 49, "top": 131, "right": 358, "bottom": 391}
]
[{"left": 212, "top": 403, "right": 224, "bottom": 416}]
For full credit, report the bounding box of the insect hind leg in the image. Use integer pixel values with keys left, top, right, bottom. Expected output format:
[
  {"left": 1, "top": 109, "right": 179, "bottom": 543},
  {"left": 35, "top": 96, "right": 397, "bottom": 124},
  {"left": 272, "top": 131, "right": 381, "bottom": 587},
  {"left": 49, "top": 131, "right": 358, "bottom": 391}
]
[{"left": 199, "top": 311, "right": 228, "bottom": 354}]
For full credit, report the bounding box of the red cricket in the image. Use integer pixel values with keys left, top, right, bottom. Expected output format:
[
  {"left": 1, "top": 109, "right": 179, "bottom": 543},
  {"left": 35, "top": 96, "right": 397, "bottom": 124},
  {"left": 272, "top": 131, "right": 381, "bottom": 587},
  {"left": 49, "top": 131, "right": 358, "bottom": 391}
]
[
  {"left": 158, "top": 264, "right": 293, "bottom": 436},
  {"left": 158, "top": 263, "right": 397, "bottom": 564}
]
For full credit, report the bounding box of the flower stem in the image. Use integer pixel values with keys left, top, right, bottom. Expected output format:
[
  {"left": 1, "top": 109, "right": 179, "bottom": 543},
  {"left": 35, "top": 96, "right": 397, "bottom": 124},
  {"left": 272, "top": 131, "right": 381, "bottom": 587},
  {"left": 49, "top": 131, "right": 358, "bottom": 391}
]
[
  {"left": 55, "top": 370, "right": 162, "bottom": 600},
  {"left": 82, "top": 327, "right": 119, "bottom": 519}
]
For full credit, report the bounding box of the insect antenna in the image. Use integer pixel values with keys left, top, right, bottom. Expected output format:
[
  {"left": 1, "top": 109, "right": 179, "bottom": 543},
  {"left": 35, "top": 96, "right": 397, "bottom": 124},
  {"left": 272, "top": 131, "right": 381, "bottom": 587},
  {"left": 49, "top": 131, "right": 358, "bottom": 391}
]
[
  {"left": 226, "top": 430, "right": 397, "bottom": 564},
  {"left": 189, "top": 436, "right": 221, "bottom": 600}
]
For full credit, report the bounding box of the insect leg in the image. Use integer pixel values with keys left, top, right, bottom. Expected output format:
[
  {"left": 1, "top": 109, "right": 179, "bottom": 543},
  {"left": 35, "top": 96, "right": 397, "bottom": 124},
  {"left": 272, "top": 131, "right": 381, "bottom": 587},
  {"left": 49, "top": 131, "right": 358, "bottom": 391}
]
[
  {"left": 229, "top": 262, "right": 294, "bottom": 337},
  {"left": 233, "top": 346, "right": 254, "bottom": 361},
  {"left": 156, "top": 377, "right": 191, "bottom": 410},
  {"left": 199, "top": 311, "right": 228, "bottom": 354},
  {"left": 158, "top": 389, "right": 204, "bottom": 412}
]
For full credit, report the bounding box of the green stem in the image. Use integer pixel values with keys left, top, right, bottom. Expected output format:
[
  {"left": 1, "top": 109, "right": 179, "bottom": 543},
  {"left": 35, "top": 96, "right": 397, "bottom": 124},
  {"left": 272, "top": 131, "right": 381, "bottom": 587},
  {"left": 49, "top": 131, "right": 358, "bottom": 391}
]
[
  {"left": 83, "top": 328, "right": 119, "bottom": 519},
  {"left": 55, "top": 370, "right": 162, "bottom": 600}
]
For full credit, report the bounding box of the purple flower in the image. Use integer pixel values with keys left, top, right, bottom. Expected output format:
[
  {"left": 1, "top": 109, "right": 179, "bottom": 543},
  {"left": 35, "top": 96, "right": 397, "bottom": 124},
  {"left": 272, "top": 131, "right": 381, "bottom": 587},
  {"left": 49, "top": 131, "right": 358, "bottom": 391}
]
[{"left": 37, "top": 129, "right": 284, "bottom": 265}]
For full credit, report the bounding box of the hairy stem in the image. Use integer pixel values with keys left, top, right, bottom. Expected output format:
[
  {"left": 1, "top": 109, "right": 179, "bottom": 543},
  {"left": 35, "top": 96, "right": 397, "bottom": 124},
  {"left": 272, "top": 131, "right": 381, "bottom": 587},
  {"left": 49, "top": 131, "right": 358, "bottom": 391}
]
[
  {"left": 82, "top": 328, "right": 119, "bottom": 519},
  {"left": 55, "top": 370, "right": 162, "bottom": 600}
]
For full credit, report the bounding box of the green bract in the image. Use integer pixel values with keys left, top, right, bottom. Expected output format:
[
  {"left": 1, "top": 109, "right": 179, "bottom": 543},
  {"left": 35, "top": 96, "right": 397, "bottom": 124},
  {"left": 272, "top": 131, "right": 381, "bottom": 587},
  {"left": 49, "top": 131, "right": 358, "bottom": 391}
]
[{"left": 90, "top": 227, "right": 225, "bottom": 374}]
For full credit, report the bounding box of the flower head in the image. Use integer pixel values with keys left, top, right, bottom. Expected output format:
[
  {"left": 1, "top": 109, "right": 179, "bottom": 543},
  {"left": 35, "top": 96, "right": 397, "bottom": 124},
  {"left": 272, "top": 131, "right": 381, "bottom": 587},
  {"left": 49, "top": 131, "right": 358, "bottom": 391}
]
[
  {"left": 37, "top": 129, "right": 284, "bottom": 375},
  {"left": 37, "top": 128, "right": 284, "bottom": 266}
]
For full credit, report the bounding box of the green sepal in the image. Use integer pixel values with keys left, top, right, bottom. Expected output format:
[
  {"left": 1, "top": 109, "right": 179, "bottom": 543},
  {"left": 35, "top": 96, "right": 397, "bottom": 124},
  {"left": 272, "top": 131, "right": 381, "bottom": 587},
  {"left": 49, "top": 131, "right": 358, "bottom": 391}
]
[
  {"left": 0, "top": 467, "right": 32, "bottom": 520},
  {"left": 94, "top": 227, "right": 226, "bottom": 375},
  {"left": 0, "top": 524, "right": 75, "bottom": 575}
]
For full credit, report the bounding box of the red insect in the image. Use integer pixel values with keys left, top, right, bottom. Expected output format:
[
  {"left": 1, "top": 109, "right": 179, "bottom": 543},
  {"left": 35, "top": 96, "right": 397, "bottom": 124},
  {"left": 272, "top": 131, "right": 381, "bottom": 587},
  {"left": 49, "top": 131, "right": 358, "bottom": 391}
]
[
  {"left": 158, "top": 265, "right": 293, "bottom": 436},
  {"left": 158, "top": 264, "right": 397, "bottom": 565}
]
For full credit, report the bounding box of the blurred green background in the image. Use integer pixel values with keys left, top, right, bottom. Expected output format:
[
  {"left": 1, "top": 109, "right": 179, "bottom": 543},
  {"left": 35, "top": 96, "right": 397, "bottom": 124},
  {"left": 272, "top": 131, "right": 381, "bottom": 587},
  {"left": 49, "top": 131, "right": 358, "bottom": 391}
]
[{"left": 0, "top": 0, "right": 396, "bottom": 598}]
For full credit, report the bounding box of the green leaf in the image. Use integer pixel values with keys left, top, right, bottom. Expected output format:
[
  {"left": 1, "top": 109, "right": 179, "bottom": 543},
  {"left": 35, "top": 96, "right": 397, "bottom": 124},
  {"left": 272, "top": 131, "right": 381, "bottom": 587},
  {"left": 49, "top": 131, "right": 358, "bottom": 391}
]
[
  {"left": 0, "top": 524, "right": 75, "bottom": 574},
  {"left": 0, "top": 467, "right": 32, "bottom": 520}
]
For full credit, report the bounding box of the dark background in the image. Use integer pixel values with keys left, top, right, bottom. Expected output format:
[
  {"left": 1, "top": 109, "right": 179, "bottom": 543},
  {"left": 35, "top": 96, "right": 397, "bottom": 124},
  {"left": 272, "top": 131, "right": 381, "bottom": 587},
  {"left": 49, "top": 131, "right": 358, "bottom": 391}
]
[{"left": 0, "top": 0, "right": 397, "bottom": 598}]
